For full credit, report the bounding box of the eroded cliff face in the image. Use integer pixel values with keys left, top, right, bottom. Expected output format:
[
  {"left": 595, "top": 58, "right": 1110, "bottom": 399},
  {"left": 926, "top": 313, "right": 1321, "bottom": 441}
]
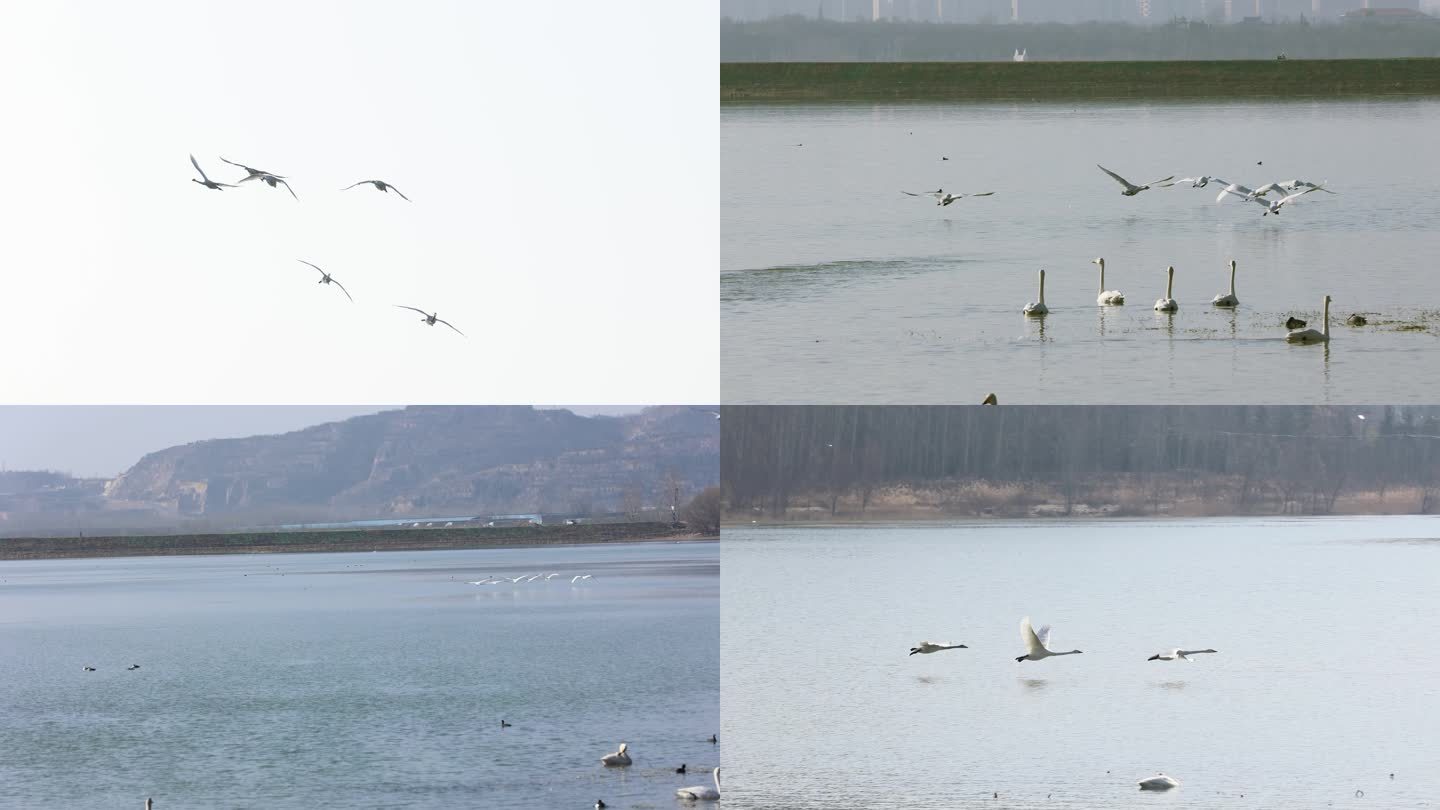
[{"left": 104, "top": 406, "right": 718, "bottom": 516}]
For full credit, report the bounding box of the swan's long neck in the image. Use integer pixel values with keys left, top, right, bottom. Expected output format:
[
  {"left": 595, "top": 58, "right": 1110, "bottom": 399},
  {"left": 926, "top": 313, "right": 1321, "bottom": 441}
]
[
  {"left": 714, "top": 768, "right": 721, "bottom": 789},
  {"left": 1229, "top": 261, "right": 1236, "bottom": 296},
  {"left": 1097, "top": 259, "right": 1104, "bottom": 293},
  {"left": 1322, "top": 297, "right": 1330, "bottom": 337},
  {"left": 1166, "top": 266, "right": 1174, "bottom": 299},
  {"left": 1038, "top": 270, "right": 1046, "bottom": 305},
  {"left": 1055, "top": 649, "right": 1082, "bottom": 656}
]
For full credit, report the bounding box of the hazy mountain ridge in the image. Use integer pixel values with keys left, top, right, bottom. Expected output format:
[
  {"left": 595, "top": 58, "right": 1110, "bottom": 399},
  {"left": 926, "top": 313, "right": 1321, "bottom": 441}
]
[{"left": 103, "top": 406, "right": 718, "bottom": 517}]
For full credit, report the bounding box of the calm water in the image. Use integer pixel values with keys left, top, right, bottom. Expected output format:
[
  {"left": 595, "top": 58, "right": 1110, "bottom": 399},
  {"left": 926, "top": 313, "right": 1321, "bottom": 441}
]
[
  {"left": 0, "top": 541, "right": 718, "bottom": 809},
  {"left": 722, "top": 100, "right": 1440, "bottom": 403},
  {"left": 722, "top": 517, "right": 1440, "bottom": 808}
]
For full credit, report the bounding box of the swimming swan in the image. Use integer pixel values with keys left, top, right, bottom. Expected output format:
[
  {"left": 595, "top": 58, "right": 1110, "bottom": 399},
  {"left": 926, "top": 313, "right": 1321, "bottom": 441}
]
[
  {"left": 1138, "top": 774, "right": 1179, "bottom": 790},
  {"left": 1147, "top": 648, "right": 1217, "bottom": 661},
  {"left": 1016, "top": 616, "right": 1083, "bottom": 662},
  {"left": 1211, "top": 260, "right": 1238, "bottom": 307},
  {"left": 909, "top": 641, "right": 969, "bottom": 656},
  {"left": 600, "top": 743, "right": 631, "bottom": 767},
  {"left": 1154, "top": 266, "right": 1178, "bottom": 312},
  {"left": 1023, "top": 269, "right": 1049, "bottom": 316},
  {"left": 1286, "top": 295, "right": 1331, "bottom": 344},
  {"left": 1093, "top": 257, "right": 1124, "bottom": 305},
  {"left": 677, "top": 767, "right": 721, "bottom": 801}
]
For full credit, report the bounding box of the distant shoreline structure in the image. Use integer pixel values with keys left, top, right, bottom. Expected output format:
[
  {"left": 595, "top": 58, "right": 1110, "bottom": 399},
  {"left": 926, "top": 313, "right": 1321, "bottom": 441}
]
[
  {"left": 0, "top": 522, "right": 713, "bottom": 562},
  {"left": 721, "top": 58, "right": 1440, "bottom": 101}
]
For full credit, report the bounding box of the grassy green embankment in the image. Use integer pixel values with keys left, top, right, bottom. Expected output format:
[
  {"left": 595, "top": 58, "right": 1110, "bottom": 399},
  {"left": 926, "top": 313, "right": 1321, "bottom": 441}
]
[
  {"left": 0, "top": 522, "right": 707, "bottom": 561},
  {"left": 720, "top": 58, "right": 1440, "bottom": 101}
]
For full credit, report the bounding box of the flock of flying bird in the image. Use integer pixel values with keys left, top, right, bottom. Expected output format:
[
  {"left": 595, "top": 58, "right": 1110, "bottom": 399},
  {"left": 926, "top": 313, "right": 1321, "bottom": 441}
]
[
  {"left": 906, "top": 165, "right": 1354, "bottom": 342},
  {"left": 909, "top": 616, "right": 1216, "bottom": 792},
  {"left": 188, "top": 154, "right": 464, "bottom": 336},
  {"left": 466, "top": 572, "right": 594, "bottom": 585}
]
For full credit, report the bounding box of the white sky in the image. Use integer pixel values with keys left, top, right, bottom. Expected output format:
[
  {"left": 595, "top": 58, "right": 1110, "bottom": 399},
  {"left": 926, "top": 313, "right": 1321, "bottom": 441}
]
[
  {"left": 0, "top": 1, "right": 717, "bottom": 405},
  {"left": 0, "top": 405, "right": 649, "bottom": 478}
]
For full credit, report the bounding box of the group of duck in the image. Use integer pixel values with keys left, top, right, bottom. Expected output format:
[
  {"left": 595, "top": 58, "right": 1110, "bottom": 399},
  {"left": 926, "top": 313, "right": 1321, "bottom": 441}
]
[
  {"left": 187, "top": 154, "right": 464, "bottom": 336},
  {"left": 910, "top": 617, "right": 1213, "bottom": 792},
  {"left": 1021, "top": 257, "right": 1356, "bottom": 345},
  {"left": 595, "top": 740, "right": 721, "bottom": 806}
]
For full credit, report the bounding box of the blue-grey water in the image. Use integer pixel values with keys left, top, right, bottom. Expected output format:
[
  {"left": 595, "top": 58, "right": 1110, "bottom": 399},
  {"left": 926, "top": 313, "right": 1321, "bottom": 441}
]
[
  {"left": 722, "top": 100, "right": 1440, "bottom": 404},
  {"left": 721, "top": 517, "right": 1440, "bottom": 808},
  {"left": 0, "top": 541, "right": 718, "bottom": 809}
]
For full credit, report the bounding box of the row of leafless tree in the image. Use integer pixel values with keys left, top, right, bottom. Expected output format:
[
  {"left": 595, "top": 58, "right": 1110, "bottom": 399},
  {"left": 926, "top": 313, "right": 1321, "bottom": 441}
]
[{"left": 721, "top": 405, "right": 1440, "bottom": 517}]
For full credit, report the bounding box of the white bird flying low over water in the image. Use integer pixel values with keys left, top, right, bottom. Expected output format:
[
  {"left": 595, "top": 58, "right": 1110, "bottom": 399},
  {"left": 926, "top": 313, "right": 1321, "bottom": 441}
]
[
  {"left": 600, "top": 743, "right": 632, "bottom": 767},
  {"left": 297, "top": 260, "right": 353, "bottom": 302},
  {"left": 1016, "top": 616, "right": 1083, "bottom": 662},
  {"left": 676, "top": 767, "right": 721, "bottom": 802},
  {"left": 1138, "top": 774, "right": 1180, "bottom": 790},
  {"left": 190, "top": 155, "right": 237, "bottom": 190},
  {"left": 1173, "top": 175, "right": 1223, "bottom": 188},
  {"left": 1096, "top": 165, "right": 1174, "bottom": 196},
  {"left": 909, "top": 641, "right": 968, "bottom": 655},
  {"left": 902, "top": 189, "right": 995, "bottom": 206},
  {"left": 342, "top": 179, "right": 411, "bottom": 201},
  {"left": 1148, "top": 648, "right": 1217, "bottom": 661},
  {"left": 1093, "top": 257, "right": 1124, "bottom": 305},
  {"left": 571, "top": 574, "right": 593, "bottom": 583},
  {"left": 1217, "top": 181, "right": 1324, "bottom": 216},
  {"left": 1286, "top": 295, "right": 1332, "bottom": 344},
  {"left": 394, "top": 306, "right": 464, "bottom": 336}
]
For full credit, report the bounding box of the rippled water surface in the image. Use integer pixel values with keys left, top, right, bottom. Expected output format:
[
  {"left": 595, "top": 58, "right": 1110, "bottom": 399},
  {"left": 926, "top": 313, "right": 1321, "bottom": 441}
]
[
  {"left": 722, "top": 100, "right": 1440, "bottom": 403},
  {"left": 0, "top": 542, "right": 718, "bottom": 809},
  {"left": 721, "top": 517, "right": 1440, "bottom": 808}
]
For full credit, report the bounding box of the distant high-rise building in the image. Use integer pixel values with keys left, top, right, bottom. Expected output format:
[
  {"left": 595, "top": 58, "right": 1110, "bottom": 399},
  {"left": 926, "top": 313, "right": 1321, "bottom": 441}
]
[{"left": 1013, "top": 0, "right": 1021, "bottom": 20}]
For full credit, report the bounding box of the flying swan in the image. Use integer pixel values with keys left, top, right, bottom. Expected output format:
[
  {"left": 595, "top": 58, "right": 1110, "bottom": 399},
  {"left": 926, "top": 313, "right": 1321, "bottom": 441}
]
[
  {"left": 1016, "top": 616, "right": 1083, "bottom": 662},
  {"left": 342, "top": 179, "right": 411, "bottom": 201},
  {"left": 1097, "top": 165, "right": 1174, "bottom": 196},
  {"left": 297, "top": 260, "right": 353, "bottom": 302},
  {"left": 1093, "top": 257, "right": 1124, "bottom": 305},
  {"left": 189, "top": 155, "right": 237, "bottom": 190},
  {"left": 1147, "top": 648, "right": 1217, "bottom": 661},
  {"left": 677, "top": 767, "right": 721, "bottom": 801},
  {"left": 1023, "top": 269, "right": 1049, "bottom": 317},
  {"left": 1211, "top": 260, "right": 1238, "bottom": 308},
  {"left": 394, "top": 305, "right": 464, "bottom": 335},
  {"left": 1154, "top": 266, "right": 1178, "bottom": 312},
  {"left": 909, "top": 641, "right": 969, "bottom": 656}
]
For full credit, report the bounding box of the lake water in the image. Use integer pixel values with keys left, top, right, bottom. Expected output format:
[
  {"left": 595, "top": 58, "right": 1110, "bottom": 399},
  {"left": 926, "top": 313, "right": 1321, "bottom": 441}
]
[
  {"left": 721, "top": 517, "right": 1440, "bottom": 808},
  {"left": 0, "top": 541, "right": 718, "bottom": 809},
  {"left": 722, "top": 100, "right": 1440, "bottom": 403}
]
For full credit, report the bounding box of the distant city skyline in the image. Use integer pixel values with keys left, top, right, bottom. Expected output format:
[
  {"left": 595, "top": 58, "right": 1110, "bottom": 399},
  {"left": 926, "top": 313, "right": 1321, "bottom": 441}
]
[{"left": 721, "top": 0, "right": 1432, "bottom": 22}]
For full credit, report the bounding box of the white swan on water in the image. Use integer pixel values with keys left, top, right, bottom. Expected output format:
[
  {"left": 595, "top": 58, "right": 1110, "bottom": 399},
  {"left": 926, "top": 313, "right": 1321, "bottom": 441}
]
[
  {"left": 1286, "top": 295, "right": 1331, "bottom": 344},
  {"left": 909, "top": 641, "right": 968, "bottom": 656},
  {"left": 1016, "top": 616, "right": 1083, "bottom": 662},
  {"left": 1093, "top": 257, "right": 1124, "bottom": 305},
  {"left": 1148, "top": 648, "right": 1217, "bottom": 661},
  {"left": 677, "top": 767, "right": 721, "bottom": 801},
  {"left": 1023, "top": 269, "right": 1049, "bottom": 317},
  {"left": 1154, "top": 266, "right": 1178, "bottom": 312},
  {"left": 600, "top": 742, "right": 631, "bottom": 767},
  {"left": 1211, "top": 260, "right": 1238, "bottom": 308},
  {"left": 1138, "top": 773, "right": 1179, "bottom": 790}
]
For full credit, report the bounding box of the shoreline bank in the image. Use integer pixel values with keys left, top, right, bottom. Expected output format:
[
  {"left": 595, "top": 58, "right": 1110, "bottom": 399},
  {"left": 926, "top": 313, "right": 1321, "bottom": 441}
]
[
  {"left": 0, "top": 523, "right": 715, "bottom": 561},
  {"left": 721, "top": 58, "right": 1440, "bottom": 101}
]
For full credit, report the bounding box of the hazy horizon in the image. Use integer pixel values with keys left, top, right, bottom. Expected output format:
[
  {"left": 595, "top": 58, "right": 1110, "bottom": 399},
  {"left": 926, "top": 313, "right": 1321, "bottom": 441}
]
[{"left": 0, "top": 404, "right": 654, "bottom": 479}]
